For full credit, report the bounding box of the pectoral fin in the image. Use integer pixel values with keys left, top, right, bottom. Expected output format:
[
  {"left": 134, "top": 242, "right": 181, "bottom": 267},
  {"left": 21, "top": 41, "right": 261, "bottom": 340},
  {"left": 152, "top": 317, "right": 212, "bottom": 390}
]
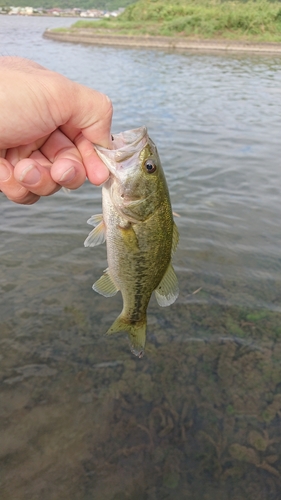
[
  {"left": 92, "top": 269, "right": 119, "bottom": 297},
  {"left": 155, "top": 262, "right": 179, "bottom": 307},
  {"left": 84, "top": 219, "right": 106, "bottom": 247},
  {"left": 87, "top": 214, "right": 103, "bottom": 227}
]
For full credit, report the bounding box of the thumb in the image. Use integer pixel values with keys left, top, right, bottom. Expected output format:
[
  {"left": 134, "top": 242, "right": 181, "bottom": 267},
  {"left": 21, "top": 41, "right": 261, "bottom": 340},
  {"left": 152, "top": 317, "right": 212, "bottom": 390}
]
[{"left": 65, "top": 82, "right": 113, "bottom": 148}]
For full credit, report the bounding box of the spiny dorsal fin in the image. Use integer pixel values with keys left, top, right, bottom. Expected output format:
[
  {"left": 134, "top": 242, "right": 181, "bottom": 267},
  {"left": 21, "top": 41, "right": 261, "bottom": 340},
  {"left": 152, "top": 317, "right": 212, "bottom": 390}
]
[
  {"left": 84, "top": 220, "right": 106, "bottom": 247},
  {"left": 172, "top": 222, "right": 179, "bottom": 255},
  {"left": 154, "top": 262, "right": 179, "bottom": 307},
  {"left": 92, "top": 269, "right": 119, "bottom": 297}
]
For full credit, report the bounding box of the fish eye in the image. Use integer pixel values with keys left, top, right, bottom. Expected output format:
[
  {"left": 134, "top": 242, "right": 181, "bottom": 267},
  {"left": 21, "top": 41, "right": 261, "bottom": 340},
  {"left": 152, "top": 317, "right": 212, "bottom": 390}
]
[{"left": 144, "top": 159, "right": 157, "bottom": 174}]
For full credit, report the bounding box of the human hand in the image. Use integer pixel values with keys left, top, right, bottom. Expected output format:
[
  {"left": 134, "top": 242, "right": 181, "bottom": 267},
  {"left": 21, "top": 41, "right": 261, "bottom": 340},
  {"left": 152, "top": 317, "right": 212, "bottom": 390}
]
[{"left": 0, "top": 56, "right": 113, "bottom": 204}]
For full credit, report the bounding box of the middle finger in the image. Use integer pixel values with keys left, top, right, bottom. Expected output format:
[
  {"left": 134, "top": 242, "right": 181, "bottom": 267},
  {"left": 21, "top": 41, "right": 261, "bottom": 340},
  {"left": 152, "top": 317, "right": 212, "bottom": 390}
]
[
  {"left": 14, "top": 152, "right": 60, "bottom": 196},
  {"left": 41, "top": 129, "right": 86, "bottom": 189}
]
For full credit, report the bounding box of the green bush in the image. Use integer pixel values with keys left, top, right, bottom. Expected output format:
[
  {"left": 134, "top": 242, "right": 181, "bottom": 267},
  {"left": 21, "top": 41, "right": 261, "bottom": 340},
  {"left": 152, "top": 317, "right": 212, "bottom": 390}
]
[{"left": 70, "top": 0, "right": 281, "bottom": 42}]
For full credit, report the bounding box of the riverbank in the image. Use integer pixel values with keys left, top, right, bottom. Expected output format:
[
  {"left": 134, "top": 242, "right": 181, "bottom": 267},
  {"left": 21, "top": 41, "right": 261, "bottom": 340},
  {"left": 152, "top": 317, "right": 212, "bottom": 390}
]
[{"left": 43, "top": 29, "right": 281, "bottom": 53}]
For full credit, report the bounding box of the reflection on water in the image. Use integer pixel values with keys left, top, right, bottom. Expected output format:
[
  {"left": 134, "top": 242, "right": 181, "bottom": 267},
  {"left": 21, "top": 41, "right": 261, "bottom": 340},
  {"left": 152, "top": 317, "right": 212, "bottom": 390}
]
[{"left": 1, "top": 15, "right": 281, "bottom": 500}]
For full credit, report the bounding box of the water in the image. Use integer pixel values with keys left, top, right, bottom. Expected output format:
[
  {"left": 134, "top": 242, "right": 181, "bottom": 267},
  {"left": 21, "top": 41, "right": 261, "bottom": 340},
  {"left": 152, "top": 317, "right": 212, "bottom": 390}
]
[{"left": 1, "top": 15, "right": 281, "bottom": 500}]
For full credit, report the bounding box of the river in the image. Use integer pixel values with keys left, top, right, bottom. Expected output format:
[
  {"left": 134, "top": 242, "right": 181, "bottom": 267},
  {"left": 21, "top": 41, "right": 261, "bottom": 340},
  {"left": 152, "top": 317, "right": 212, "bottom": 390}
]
[{"left": 1, "top": 14, "right": 281, "bottom": 500}]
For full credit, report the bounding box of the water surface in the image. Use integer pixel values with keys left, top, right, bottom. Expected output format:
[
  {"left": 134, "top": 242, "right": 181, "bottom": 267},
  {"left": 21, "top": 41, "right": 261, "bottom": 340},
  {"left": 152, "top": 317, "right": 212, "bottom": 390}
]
[{"left": 1, "top": 15, "right": 281, "bottom": 500}]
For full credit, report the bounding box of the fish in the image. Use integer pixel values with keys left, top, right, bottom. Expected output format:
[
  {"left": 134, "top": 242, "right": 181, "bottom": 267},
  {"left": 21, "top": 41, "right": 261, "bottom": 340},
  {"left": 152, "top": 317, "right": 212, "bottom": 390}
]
[{"left": 84, "top": 126, "right": 179, "bottom": 358}]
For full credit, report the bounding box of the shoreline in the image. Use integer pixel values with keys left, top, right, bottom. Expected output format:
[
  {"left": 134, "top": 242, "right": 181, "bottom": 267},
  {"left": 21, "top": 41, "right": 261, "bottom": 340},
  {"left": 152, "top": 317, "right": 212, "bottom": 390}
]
[{"left": 43, "top": 29, "right": 281, "bottom": 54}]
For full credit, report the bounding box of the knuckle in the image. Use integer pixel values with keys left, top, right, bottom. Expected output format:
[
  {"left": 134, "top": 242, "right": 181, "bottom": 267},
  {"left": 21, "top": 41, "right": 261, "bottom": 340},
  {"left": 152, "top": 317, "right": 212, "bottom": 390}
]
[
  {"left": 5, "top": 187, "right": 35, "bottom": 204},
  {"left": 103, "top": 95, "right": 113, "bottom": 119}
]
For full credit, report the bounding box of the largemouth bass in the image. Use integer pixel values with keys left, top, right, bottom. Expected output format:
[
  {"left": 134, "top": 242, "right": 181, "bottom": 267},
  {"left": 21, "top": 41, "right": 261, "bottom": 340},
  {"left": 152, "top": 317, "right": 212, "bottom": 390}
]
[{"left": 84, "top": 126, "right": 179, "bottom": 357}]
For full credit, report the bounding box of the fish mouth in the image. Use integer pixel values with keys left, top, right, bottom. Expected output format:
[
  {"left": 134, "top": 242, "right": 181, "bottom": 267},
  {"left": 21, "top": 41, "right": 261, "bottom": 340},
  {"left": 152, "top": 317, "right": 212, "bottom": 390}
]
[
  {"left": 111, "top": 127, "right": 148, "bottom": 153},
  {"left": 94, "top": 126, "right": 148, "bottom": 174}
]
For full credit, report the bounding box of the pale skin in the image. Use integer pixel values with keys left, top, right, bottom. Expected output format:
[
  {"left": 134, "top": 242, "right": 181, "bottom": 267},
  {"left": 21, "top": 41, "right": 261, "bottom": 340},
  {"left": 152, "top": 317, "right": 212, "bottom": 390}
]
[{"left": 0, "top": 56, "right": 112, "bottom": 204}]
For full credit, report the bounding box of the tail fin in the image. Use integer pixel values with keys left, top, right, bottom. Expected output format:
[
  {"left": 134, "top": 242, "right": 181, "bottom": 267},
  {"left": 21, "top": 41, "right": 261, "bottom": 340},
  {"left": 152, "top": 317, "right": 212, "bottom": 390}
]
[{"left": 106, "top": 314, "right": 147, "bottom": 358}]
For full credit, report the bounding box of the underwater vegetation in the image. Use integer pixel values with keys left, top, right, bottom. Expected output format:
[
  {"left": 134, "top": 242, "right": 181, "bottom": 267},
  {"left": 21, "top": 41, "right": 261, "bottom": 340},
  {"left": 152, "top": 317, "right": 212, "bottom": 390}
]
[{"left": 1, "top": 300, "right": 281, "bottom": 499}]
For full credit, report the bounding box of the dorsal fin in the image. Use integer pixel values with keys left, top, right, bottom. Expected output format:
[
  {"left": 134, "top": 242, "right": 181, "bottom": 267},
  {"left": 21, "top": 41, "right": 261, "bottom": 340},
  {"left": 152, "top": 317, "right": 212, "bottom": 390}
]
[{"left": 172, "top": 222, "right": 179, "bottom": 254}]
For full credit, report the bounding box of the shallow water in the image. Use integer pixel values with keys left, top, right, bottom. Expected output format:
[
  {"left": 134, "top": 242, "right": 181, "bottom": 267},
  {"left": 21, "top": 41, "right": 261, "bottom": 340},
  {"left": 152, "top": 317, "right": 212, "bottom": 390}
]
[{"left": 1, "top": 15, "right": 281, "bottom": 500}]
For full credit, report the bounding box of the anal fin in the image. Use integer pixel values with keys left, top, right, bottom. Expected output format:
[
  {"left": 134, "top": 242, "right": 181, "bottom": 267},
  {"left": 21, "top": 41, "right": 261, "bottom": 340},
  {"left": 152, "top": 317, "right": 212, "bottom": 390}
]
[
  {"left": 93, "top": 269, "right": 119, "bottom": 297},
  {"left": 155, "top": 262, "right": 179, "bottom": 307}
]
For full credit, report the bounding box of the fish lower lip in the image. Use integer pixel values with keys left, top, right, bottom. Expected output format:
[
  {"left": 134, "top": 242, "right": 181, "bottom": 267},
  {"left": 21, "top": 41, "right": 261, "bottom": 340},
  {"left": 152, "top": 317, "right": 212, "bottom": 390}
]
[
  {"left": 123, "top": 198, "right": 144, "bottom": 209},
  {"left": 121, "top": 194, "right": 141, "bottom": 203}
]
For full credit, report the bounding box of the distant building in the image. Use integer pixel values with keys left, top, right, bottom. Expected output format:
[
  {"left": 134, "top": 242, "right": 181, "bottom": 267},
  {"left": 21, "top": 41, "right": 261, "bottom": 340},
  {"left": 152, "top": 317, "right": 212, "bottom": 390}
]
[
  {"left": 24, "top": 7, "right": 33, "bottom": 16},
  {"left": 80, "top": 9, "right": 103, "bottom": 18},
  {"left": 48, "top": 8, "right": 62, "bottom": 16},
  {"left": 4, "top": 5, "right": 122, "bottom": 18},
  {"left": 9, "top": 7, "right": 20, "bottom": 15}
]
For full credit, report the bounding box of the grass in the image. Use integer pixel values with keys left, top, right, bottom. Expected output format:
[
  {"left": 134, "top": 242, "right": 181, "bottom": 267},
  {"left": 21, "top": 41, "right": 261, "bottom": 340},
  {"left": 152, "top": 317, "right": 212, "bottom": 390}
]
[{"left": 66, "top": 0, "right": 281, "bottom": 43}]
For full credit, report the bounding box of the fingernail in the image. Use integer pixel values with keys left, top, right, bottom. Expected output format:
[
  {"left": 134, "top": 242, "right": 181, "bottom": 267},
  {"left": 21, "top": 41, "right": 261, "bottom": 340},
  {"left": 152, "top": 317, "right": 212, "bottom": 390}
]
[
  {"left": 0, "top": 164, "right": 11, "bottom": 181},
  {"left": 59, "top": 166, "right": 76, "bottom": 183},
  {"left": 19, "top": 165, "right": 41, "bottom": 185}
]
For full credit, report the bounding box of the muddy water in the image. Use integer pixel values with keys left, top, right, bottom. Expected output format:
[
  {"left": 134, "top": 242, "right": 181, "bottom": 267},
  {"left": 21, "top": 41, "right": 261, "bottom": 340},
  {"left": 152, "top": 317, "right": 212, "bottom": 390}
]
[{"left": 1, "top": 15, "right": 281, "bottom": 500}]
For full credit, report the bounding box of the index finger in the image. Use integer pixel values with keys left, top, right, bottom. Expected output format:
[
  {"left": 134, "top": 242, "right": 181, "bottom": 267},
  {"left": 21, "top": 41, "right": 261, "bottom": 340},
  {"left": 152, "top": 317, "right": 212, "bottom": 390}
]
[{"left": 73, "top": 133, "right": 110, "bottom": 186}]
